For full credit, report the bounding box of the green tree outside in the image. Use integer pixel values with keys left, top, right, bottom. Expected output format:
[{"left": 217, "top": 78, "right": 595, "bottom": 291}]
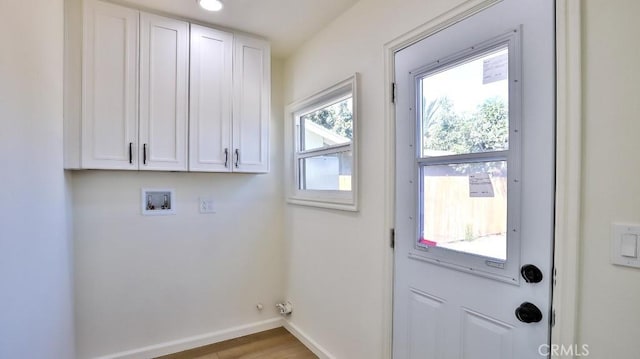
[
  {"left": 423, "top": 96, "right": 508, "bottom": 155},
  {"left": 302, "top": 99, "right": 353, "bottom": 139}
]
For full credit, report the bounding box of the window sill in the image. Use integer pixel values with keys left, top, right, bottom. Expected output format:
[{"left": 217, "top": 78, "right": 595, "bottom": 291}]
[{"left": 286, "top": 195, "right": 358, "bottom": 212}]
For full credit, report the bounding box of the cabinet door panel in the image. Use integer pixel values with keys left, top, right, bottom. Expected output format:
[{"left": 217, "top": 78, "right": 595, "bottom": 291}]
[
  {"left": 233, "top": 35, "right": 270, "bottom": 173},
  {"left": 139, "top": 13, "right": 189, "bottom": 171},
  {"left": 189, "top": 24, "right": 233, "bottom": 172},
  {"left": 82, "top": 0, "right": 138, "bottom": 169}
]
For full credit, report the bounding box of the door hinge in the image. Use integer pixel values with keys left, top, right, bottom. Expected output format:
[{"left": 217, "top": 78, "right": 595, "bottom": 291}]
[
  {"left": 391, "top": 82, "right": 396, "bottom": 104},
  {"left": 390, "top": 228, "right": 395, "bottom": 249}
]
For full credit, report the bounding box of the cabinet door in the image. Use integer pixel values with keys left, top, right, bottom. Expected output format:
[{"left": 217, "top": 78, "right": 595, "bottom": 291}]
[
  {"left": 82, "top": 0, "right": 138, "bottom": 169},
  {"left": 189, "top": 25, "right": 233, "bottom": 172},
  {"left": 139, "top": 13, "right": 189, "bottom": 171},
  {"left": 232, "top": 35, "right": 271, "bottom": 173}
]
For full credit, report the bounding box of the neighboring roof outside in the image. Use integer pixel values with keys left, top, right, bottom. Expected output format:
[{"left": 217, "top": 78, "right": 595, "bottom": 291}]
[{"left": 304, "top": 121, "right": 350, "bottom": 146}]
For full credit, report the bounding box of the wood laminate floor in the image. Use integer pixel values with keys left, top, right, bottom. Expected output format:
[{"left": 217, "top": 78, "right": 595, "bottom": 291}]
[{"left": 155, "top": 327, "right": 318, "bottom": 359}]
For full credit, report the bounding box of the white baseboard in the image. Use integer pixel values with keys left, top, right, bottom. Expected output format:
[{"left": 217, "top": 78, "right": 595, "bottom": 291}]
[
  {"left": 282, "top": 320, "right": 336, "bottom": 359},
  {"left": 94, "top": 317, "right": 283, "bottom": 359}
]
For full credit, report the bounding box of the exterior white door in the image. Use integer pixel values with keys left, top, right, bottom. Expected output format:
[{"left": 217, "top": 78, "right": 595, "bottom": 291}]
[{"left": 393, "top": 1, "right": 555, "bottom": 358}]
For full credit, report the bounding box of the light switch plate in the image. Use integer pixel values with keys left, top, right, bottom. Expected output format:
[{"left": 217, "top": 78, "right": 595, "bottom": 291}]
[
  {"left": 611, "top": 224, "right": 640, "bottom": 268},
  {"left": 620, "top": 234, "right": 638, "bottom": 258},
  {"left": 199, "top": 197, "right": 215, "bottom": 214}
]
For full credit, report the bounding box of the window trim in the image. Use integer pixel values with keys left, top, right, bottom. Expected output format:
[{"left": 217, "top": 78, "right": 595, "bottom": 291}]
[{"left": 285, "top": 74, "right": 359, "bottom": 211}]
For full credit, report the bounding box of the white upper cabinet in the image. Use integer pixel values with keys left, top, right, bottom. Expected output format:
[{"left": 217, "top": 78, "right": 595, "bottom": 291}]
[
  {"left": 139, "top": 13, "right": 189, "bottom": 171},
  {"left": 232, "top": 35, "right": 271, "bottom": 173},
  {"left": 69, "top": 0, "right": 270, "bottom": 173},
  {"left": 82, "top": 0, "right": 138, "bottom": 169},
  {"left": 189, "top": 24, "right": 233, "bottom": 172},
  {"left": 190, "top": 31, "right": 270, "bottom": 173}
]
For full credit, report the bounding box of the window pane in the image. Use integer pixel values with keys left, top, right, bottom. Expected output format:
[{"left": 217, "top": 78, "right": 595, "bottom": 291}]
[
  {"left": 299, "top": 151, "right": 352, "bottom": 191},
  {"left": 420, "top": 47, "right": 509, "bottom": 157},
  {"left": 300, "top": 97, "right": 352, "bottom": 151},
  {"left": 420, "top": 161, "right": 507, "bottom": 260}
]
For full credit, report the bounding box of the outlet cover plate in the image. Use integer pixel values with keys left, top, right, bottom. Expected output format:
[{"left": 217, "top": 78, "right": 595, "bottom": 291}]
[{"left": 199, "top": 197, "right": 215, "bottom": 214}]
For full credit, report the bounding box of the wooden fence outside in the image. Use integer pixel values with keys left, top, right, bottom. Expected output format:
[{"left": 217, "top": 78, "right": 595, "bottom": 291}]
[{"left": 422, "top": 176, "right": 508, "bottom": 243}]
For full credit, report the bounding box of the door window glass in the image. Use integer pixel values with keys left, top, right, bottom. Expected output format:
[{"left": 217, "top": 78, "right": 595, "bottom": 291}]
[
  {"left": 420, "top": 161, "right": 507, "bottom": 260},
  {"left": 421, "top": 47, "right": 509, "bottom": 157},
  {"left": 417, "top": 45, "right": 511, "bottom": 262}
]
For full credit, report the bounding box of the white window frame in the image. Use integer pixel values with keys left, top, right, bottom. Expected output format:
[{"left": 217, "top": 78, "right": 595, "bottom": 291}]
[
  {"left": 285, "top": 74, "right": 358, "bottom": 211},
  {"left": 409, "top": 30, "right": 523, "bottom": 283}
]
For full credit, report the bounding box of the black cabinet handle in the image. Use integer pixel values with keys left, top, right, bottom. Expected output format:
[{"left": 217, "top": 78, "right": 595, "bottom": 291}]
[
  {"left": 143, "top": 144, "right": 147, "bottom": 165},
  {"left": 129, "top": 142, "right": 133, "bottom": 164},
  {"left": 234, "top": 149, "right": 240, "bottom": 168},
  {"left": 224, "top": 148, "right": 229, "bottom": 168}
]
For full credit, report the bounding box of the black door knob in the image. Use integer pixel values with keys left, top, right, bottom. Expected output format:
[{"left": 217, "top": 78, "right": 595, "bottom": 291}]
[
  {"left": 515, "top": 302, "right": 543, "bottom": 323},
  {"left": 520, "top": 264, "right": 543, "bottom": 283}
]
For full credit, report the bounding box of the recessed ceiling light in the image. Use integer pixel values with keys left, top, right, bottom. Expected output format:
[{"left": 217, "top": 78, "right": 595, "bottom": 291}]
[{"left": 197, "top": 0, "right": 223, "bottom": 12}]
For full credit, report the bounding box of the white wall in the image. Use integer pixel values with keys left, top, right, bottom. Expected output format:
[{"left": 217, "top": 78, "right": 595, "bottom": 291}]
[
  {"left": 282, "top": 0, "right": 466, "bottom": 358},
  {"left": 0, "top": 0, "right": 75, "bottom": 358},
  {"left": 72, "top": 59, "right": 286, "bottom": 358},
  {"left": 8, "top": 0, "right": 635, "bottom": 357},
  {"left": 578, "top": 1, "right": 640, "bottom": 357}
]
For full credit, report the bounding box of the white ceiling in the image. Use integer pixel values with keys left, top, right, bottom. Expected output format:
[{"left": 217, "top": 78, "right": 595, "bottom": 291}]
[{"left": 122, "top": 0, "right": 360, "bottom": 58}]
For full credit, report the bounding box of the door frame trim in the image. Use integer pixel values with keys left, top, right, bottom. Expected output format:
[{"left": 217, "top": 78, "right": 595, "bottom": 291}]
[
  {"left": 382, "top": 0, "right": 582, "bottom": 357},
  {"left": 551, "top": 0, "right": 582, "bottom": 354}
]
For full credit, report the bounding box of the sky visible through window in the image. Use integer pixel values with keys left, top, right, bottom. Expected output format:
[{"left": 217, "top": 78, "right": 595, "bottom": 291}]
[{"left": 422, "top": 48, "right": 508, "bottom": 116}]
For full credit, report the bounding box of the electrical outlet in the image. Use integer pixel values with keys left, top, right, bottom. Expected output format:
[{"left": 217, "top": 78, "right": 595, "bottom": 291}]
[{"left": 199, "top": 197, "right": 215, "bottom": 214}]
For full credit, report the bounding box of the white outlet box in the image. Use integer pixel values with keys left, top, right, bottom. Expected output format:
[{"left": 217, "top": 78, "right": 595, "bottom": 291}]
[
  {"left": 142, "top": 188, "right": 175, "bottom": 216},
  {"left": 199, "top": 197, "right": 215, "bottom": 214}
]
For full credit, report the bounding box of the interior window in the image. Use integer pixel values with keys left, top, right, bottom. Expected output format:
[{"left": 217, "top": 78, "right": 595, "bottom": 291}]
[
  {"left": 298, "top": 96, "right": 353, "bottom": 191},
  {"left": 287, "top": 75, "right": 358, "bottom": 211}
]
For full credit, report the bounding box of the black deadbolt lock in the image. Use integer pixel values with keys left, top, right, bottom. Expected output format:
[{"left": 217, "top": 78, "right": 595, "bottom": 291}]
[
  {"left": 520, "top": 264, "right": 543, "bottom": 283},
  {"left": 515, "top": 302, "right": 543, "bottom": 323}
]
